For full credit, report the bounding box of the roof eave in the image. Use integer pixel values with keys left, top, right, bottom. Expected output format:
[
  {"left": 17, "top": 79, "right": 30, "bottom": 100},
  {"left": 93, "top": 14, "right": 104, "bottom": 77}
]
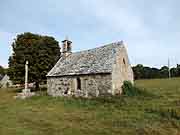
[{"left": 47, "top": 72, "right": 112, "bottom": 78}]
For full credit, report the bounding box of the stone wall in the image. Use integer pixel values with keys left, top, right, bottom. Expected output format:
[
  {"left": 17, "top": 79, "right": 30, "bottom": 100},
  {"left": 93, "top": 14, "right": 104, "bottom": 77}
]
[
  {"left": 112, "top": 46, "right": 134, "bottom": 95},
  {"left": 47, "top": 74, "right": 112, "bottom": 97}
]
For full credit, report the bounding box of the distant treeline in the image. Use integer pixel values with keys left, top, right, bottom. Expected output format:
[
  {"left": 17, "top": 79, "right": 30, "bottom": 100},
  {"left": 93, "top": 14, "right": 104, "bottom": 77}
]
[
  {"left": 1, "top": 64, "right": 180, "bottom": 81},
  {"left": 133, "top": 64, "right": 180, "bottom": 80}
]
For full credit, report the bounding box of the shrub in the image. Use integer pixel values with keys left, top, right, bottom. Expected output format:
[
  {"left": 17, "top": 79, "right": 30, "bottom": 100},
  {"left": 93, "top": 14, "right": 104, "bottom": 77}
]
[
  {"left": 122, "top": 81, "right": 156, "bottom": 97},
  {"left": 122, "top": 81, "right": 139, "bottom": 96}
]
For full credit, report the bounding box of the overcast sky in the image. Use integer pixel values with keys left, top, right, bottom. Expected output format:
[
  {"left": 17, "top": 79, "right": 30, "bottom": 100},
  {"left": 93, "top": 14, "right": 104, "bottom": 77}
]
[{"left": 0, "top": 0, "right": 180, "bottom": 68}]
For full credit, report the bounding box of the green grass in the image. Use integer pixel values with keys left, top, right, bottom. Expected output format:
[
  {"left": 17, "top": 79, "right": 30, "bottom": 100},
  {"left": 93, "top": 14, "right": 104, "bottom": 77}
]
[{"left": 0, "top": 78, "right": 180, "bottom": 135}]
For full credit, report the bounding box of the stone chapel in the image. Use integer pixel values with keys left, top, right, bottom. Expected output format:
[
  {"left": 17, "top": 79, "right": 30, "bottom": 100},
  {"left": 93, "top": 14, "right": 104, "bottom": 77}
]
[{"left": 47, "top": 39, "right": 134, "bottom": 97}]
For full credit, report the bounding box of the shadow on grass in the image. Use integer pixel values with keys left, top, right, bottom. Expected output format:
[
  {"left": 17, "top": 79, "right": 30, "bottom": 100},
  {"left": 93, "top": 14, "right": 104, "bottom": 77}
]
[
  {"left": 6, "top": 87, "right": 47, "bottom": 93},
  {"left": 145, "top": 107, "right": 180, "bottom": 121},
  {"left": 55, "top": 86, "right": 159, "bottom": 111}
]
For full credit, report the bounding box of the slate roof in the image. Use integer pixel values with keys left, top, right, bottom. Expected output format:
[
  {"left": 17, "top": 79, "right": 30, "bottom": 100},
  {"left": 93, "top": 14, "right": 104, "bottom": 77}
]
[{"left": 47, "top": 41, "right": 124, "bottom": 77}]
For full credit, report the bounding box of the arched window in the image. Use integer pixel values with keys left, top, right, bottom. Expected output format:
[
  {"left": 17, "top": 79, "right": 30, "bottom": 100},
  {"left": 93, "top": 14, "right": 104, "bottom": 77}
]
[
  {"left": 77, "top": 77, "right": 81, "bottom": 90},
  {"left": 64, "top": 89, "right": 68, "bottom": 94},
  {"left": 122, "top": 58, "right": 127, "bottom": 72},
  {"left": 123, "top": 58, "right": 126, "bottom": 65}
]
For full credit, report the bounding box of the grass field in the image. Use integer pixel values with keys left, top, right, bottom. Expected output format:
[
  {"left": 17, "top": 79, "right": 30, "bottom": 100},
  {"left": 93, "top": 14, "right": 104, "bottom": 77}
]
[{"left": 0, "top": 78, "right": 180, "bottom": 135}]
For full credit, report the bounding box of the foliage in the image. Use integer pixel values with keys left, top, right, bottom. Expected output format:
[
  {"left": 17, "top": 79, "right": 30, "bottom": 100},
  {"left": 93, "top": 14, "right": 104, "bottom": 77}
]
[
  {"left": 8, "top": 32, "right": 61, "bottom": 89},
  {"left": 177, "top": 64, "right": 180, "bottom": 76},
  {"left": 133, "top": 64, "right": 180, "bottom": 80},
  {"left": 122, "top": 81, "right": 136, "bottom": 96},
  {"left": 0, "top": 65, "right": 5, "bottom": 76},
  {"left": 121, "top": 81, "right": 156, "bottom": 98}
]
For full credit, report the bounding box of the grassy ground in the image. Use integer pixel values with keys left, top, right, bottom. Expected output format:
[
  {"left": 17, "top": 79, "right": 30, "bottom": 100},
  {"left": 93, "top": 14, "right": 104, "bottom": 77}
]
[{"left": 0, "top": 78, "right": 180, "bottom": 135}]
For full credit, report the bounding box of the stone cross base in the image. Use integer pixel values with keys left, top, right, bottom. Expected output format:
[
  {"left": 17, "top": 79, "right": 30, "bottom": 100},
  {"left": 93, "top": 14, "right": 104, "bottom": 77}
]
[{"left": 14, "top": 89, "right": 35, "bottom": 99}]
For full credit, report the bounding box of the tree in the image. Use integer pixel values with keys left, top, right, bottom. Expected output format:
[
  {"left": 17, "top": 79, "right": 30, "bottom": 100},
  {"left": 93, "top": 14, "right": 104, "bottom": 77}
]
[
  {"left": 0, "top": 66, "right": 5, "bottom": 76},
  {"left": 8, "top": 32, "right": 61, "bottom": 89},
  {"left": 132, "top": 64, "right": 174, "bottom": 80},
  {"left": 150, "top": 68, "right": 160, "bottom": 78},
  {"left": 132, "top": 64, "right": 144, "bottom": 79},
  {"left": 160, "top": 66, "right": 169, "bottom": 78},
  {"left": 0, "top": 66, "right": 5, "bottom": 81},
  {"left": 170, "top": 67, "right": 177, "bottom": 77},
  {"left": 177, "top": 64, "right": 180, "bottom": 76}
]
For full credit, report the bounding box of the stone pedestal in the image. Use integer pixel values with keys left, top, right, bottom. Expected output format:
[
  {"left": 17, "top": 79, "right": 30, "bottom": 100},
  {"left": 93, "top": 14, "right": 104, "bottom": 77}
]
[{"left": 14, "top": 89, "right": 35, "bottom": 99}]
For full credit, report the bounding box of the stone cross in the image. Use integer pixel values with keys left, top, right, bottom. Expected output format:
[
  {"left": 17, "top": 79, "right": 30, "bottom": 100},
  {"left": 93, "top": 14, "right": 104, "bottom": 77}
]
[
  {"left": 14, "top": 60, "right": 35, "bottom": 99},
  {"left": 25, "top": 60, "right": 28, "bottom": 91}
]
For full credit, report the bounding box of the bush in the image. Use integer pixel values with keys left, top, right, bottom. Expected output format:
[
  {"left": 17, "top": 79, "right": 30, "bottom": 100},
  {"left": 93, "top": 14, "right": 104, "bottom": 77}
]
[
  {"left": 122, "top": 81, "right": 139, "bottom": 96},
  {"left": 122, "top": 81, "right": 155, "bottom": 97}
]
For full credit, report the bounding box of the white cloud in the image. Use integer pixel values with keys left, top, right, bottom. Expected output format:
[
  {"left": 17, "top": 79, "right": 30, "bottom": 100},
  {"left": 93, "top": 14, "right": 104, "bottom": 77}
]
[
  {"left": 0, "top": 0, "right": 179, "bottom": 67},
  {"left": 78, "top": 0, "right": 180, "bottom": 67},
  {"left": 0, "top": 31, "right": 15, "bottom": 67}
]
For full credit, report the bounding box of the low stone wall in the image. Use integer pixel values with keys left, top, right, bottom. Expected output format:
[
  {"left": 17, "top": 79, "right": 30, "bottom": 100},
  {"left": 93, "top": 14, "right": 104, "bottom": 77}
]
[{"left": 47, "top": 74, "right": 112, "bottom": 97}]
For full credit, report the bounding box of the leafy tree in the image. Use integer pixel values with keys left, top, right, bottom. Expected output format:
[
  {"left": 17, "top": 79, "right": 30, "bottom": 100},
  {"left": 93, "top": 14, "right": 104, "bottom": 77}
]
[
  {"left": 0, "top": 66, "right": 5, "bottom": 81},
  {"left": 132, "top": 64, "right": 179, "bottom": 80},
  {"left": 150, "top": 68, "right": 160, "bottom": 78},
  {"left": 0, "top": 66, "right": 5, "bottom": 75},
  {"left": 132, "top": 64, "right": 144, "bottom": 79},
  {"left": 160, "top": 66, "right": 169, "bottom": 78},
  {"left": 170, "top": 67, "right": 177, "bottom": 77},
  {"left": 8, "top": 32, "right": 61, "bottom": 89},
  {"left": 177, "top": 64, "right": 180, "bottom": 76}
]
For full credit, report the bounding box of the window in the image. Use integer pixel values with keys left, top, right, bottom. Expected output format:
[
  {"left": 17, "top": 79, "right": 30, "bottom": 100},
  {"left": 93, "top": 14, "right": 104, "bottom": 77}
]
[
  {"left": 123, "top": 58, "right": 126, "bottom": 65},
  {"left": 77, "top": 77, "right": 81, "bottom": 90},
  {"left": 64, "top": 90, "right": 68, "bottom": 94},
  {"left": 64, "top": 87, "right": 69, "bottom": 95},
  {"left": 122, "top": 58, "right": 127, "bottom": 72}
]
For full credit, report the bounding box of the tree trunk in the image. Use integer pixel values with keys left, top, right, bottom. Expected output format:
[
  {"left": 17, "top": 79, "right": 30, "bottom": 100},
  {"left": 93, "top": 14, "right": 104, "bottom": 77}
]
[{"left": 35, "top": 81, "right": 39, "bottom": 91}]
